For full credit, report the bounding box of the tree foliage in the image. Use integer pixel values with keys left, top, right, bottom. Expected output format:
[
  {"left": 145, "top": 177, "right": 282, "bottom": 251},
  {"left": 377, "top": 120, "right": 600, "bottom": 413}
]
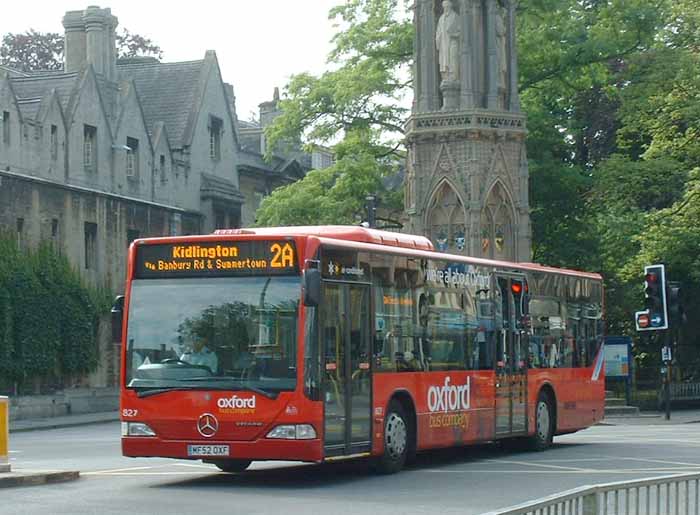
[
  {"left": 257, "top": 0, "right": 700, "bottom": 378},
  {"left": 0, "top": 28, "right": 162, "bottom": 72},
  {"left": 0, "top": 30, "right": 63, "bottom": 71}
]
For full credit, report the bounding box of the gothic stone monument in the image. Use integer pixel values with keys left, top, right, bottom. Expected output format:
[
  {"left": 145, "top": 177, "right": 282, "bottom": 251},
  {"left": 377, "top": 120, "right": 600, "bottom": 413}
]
[{"left": 404, "top": 0, "right": 531, "bottom": 262}]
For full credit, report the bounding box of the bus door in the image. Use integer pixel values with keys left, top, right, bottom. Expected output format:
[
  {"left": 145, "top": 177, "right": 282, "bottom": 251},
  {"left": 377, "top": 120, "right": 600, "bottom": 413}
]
[
  {"left": 320, "top": 282, "right": 372, "bottom": 456},
  {"left": 494, "top": 275, "right": 529, "bottom": 437}
]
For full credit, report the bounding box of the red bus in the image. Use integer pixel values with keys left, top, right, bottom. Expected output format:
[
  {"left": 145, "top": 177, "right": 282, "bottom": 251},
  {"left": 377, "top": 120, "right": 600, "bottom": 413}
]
[{"left": 116, "top": 226, "right": 605, "bottom": 473}]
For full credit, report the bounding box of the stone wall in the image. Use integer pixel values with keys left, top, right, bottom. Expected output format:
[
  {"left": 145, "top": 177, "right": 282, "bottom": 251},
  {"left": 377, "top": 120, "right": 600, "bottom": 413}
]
[
  {"left": 0, "top": 169, "right": 202, "bottom": 293},
  {"left": 9, "top": 387, "right": 119, "bottom": 421}
]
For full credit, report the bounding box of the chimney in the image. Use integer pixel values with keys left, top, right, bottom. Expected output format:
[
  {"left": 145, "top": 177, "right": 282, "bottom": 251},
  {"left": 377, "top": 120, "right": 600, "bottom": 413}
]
[
  {"left": 63, "top": 6, "right": 118, "bottom": 81},
  {"left": 258, "top": 87, "right": 281, "bottom": 128},
  {"left": 62, "top": 10, "right": 87, "bottom": 73}
]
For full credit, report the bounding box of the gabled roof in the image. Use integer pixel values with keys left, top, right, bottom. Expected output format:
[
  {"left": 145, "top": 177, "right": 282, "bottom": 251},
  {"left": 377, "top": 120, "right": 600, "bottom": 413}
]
[
  {"left": 9, "top": 72, "right": 80, "bottom": 115},
  {"left": 0, "top": 65, "right": 31, "bottom": 78},
  {"left": 16, "top": 98, "right": 42, "bottom": 120},
  {"left": 115, "top": 78, "right": 154, "bottom": 154},
  {"left": 117, "top": 59, "right": 205, "bottom": 148}
]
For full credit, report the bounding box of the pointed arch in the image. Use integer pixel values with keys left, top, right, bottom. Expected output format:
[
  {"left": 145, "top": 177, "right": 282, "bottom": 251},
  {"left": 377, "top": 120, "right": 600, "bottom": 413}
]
[
  {"left": 486, "top": 143, "right": 515, "bottom": 195},
  {"left": 424, "top": 178, "right": 467, "bottom": 252},
  {"left": 480, "top": 179, "right": 517, "bottom": 260}
]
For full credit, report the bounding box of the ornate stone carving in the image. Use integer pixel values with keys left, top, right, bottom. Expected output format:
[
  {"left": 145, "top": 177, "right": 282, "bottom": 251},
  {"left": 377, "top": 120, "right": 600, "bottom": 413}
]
[
  {"left": 495, "top": 3, "right": 507, "bottom": 92},
  {"left": 435, "top": 0, "right": 461, "bottom": 85}
]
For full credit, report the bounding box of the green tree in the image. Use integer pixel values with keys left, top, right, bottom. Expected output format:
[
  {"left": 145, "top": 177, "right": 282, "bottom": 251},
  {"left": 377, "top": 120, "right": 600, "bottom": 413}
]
[
  {"left": 0, "top": 28, "right": 162, "bottom": 72},
  {"left": 259, "top": 0, "right": 670, "bottom": 231}
]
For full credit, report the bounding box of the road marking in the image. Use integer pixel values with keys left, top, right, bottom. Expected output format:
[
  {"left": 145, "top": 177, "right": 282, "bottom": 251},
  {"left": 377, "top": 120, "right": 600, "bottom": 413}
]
[
  {"left": 422, "top": 467, "right": 700, "bottom": 475},
  {"left": 620, "top": 457, "right": 700, "bottom": 467},
  {"left": 485, "top": 459, "right": 589, "bottom": 471},
  {"left": 85, "top": 471, "right": 214, "bottom": 476},
  {"left": 83, "top": 465, "right": 157, "bottom": 475},
  {"left": 173, "top": 462, "right": 216, "bottom": 469}
]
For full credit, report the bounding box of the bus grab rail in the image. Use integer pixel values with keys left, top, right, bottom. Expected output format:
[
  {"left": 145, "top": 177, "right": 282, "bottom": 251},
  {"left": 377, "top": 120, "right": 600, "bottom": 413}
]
[{"left": 483, "top": 472, "right": 700, "bottom": 515}]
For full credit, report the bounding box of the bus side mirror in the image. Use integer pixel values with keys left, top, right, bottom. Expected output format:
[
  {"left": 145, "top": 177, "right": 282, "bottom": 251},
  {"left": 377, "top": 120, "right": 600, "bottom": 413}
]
[
  {"left": 111, "top": 295, "right": 125, "bottom": 344},
  {"left": 303, "top": 260, "right": 321, "bottom": 307}
]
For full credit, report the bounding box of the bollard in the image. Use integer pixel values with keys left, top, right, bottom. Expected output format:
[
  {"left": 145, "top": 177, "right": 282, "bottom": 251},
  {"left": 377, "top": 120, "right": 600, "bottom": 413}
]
[{"left": 0, "top": 396, "right": 9, "bottom": 473}]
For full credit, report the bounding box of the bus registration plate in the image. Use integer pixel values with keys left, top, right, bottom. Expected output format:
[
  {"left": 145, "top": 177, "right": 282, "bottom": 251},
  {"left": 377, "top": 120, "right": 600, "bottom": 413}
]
[{"left": 187, "top": 445, "right": 229, "bottom": 457}]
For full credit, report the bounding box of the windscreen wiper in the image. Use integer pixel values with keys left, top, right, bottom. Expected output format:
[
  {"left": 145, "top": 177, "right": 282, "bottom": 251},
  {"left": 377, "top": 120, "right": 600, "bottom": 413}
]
[
  {"left": 135, "top": 385, "right": 233, "bottom": 398},
  {"left": 183, "top": 378, "right": 278, "bottom": 399},
  {"left": 136, "top": 386, "right": 197, "bottom": 398}
]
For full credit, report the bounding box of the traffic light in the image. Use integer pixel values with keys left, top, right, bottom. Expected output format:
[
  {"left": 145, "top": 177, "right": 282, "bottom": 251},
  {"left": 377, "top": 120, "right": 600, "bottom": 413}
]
[
  {"left": 635, "top": 264, "right": 668, "bottom": 331},
  {"left": 666, "top": 281, "right": 684, "bottom": 327}
]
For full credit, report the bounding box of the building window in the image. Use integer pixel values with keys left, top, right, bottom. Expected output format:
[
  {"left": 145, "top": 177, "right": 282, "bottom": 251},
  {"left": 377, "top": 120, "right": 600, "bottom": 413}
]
[
  {"left": 16, "top": 218, "right": 24, "bottom": 250},
  {"left": 84, "top": 222, "right": 97, "bottom": 270},
  {"left": 84, "top": 125, "right": 97, "bottom": 172},
  {"left": 209, "top": 116, "right": 222, "bottom": 161},
  {"left": 3, "top": 111, "right": 10, "bottom": 145},
  {"left": 51, "top": 218, "right": 59, "bottom": 238},
  {"left": 159, "top": 154, "right": 167, "bottom": 184},
  {"left": 127, "top": 229, "right": 140, "bottom": 247},
  {"left": 50, "top": 125, "right": 58, "bottom": 160},
  {"left": 170, "top": 213, "right": 181, "bottom": 236},
  {"left": 214, "top": 209, "right": 226, "bottom": 230},
  {"left": 126, "top": 137, "right": 139, "bottom": 178}
]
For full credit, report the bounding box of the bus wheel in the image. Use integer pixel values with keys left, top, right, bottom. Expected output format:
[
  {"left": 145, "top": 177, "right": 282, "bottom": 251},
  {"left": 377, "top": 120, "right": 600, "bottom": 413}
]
[
  {"left": 211, "top": 459, "right": 252, "bottom": 473},
  {"left": 529, "top": 391, "right": 554, "bottom": 451},
  {"left": 376, "top": 400, "right": 409, "bottom": 474}
]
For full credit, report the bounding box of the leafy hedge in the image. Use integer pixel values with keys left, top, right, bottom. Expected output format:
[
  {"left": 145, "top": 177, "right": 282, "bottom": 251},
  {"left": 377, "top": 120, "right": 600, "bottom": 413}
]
[{"left": 0, "top": 234, "right": 111, "bottom": 394}]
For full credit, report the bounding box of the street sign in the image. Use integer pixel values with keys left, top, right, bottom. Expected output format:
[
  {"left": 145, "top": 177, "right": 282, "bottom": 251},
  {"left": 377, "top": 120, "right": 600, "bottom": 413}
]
[
  {"left": 662, "top": 346, "right": 672, "bottom": 363},
  {"left": 635, "top": 310, "right": 650, "bottom": 331}
]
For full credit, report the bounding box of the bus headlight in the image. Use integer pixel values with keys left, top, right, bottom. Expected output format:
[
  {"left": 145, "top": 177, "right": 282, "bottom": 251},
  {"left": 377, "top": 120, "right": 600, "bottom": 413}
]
[
  {"left": 121, "top": 422, "right": 156, "bottom": 437},
  {"left": 266, "top": 424, "right": 317, "bottom": 440}
]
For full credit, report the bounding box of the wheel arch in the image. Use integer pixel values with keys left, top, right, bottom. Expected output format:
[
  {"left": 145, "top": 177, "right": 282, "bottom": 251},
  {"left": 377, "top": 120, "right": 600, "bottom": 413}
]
[
  {"left": 389, "top": 389, "right": 418, "bottom": 453},
  {"left": 538, "top": 382, "right": 558, "bottom": 434}
]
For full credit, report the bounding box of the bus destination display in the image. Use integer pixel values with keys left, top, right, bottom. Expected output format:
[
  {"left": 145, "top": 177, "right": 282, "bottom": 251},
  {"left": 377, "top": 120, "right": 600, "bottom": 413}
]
[{"left": 134, "top": 240, "right": 297, "bottom": 278}]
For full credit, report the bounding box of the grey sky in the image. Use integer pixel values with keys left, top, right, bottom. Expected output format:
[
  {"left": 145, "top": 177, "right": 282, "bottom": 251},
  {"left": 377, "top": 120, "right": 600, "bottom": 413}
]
[{"left": 1, "top": 0, "right": 340, "bottom": 121}]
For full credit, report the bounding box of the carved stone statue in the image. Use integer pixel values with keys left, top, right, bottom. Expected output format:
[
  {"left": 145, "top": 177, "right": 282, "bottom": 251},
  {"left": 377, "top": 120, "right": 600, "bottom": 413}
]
[
  {"left": 435, "top": 0, "right": 461, "bottom": 84},
  {"left": 495, "top": 4, "right": 507, "bottom": 91}
]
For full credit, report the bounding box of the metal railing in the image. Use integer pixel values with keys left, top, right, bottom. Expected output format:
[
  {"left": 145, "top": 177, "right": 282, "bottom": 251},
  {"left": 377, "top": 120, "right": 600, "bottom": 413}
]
[
  {"left": 670, "top": 383, "right": 700, "bottom": 401},
  {"left": 484, "top": 472, "right": 700, "bottom": 515}
]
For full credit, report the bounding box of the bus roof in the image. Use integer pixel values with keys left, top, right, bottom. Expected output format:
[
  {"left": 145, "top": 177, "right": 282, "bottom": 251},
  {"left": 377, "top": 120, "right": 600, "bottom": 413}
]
[
  {"left": 211, "top": 226, "right": 435, "bottom": 251},
  {"left": 134, "top": 225, "right": 600, "bottom": 281},
  {"left": 313, "top": 234, "right": 603, "bottom": 282}
]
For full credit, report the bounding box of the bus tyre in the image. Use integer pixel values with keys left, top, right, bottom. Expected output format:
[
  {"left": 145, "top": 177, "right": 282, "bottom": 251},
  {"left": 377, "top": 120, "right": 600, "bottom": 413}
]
[
  {"left": 529, "top": 391, "right": 554, "bottom": 451},
  {"left": 212, "top": 459, "right": 252, "bottom": 473},
  {"left": 376, "top": 400, "right": 410, "bottom": 474}
]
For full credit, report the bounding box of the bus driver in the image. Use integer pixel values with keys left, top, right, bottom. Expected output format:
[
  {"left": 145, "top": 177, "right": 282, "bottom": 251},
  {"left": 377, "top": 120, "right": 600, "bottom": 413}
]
[{"left": 181, "top": 338, "right": 218, "bottom": 373}]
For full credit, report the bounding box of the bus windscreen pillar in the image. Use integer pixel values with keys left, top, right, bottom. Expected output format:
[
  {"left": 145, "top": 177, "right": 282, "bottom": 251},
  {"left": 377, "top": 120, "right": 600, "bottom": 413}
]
[{"left": 0, "top": 396, "right": 9, "bottom": 472}]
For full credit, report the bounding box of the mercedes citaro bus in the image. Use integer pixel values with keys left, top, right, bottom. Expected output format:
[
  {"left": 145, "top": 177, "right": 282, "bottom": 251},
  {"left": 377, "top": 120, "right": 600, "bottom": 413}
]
[{"left": 115, "top": 226, "right": 605, "bottom": 474}]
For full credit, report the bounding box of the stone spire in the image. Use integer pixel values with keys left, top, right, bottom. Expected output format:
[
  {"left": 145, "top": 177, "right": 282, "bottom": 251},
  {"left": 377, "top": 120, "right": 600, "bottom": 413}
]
[{"left": 405, "top": 0, "right": 531, "bottom": 262}]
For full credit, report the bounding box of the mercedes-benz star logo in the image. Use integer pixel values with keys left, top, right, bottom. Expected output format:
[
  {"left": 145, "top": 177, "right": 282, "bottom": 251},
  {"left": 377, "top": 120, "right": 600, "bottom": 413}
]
[{"left": 197, "top": 413, "right": 219, "bottom": 438}]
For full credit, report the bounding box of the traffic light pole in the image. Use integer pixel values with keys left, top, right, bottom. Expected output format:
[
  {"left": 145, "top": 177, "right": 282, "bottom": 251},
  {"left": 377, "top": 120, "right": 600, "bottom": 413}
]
[{"left": 663, "top": 330, "right": 672, "bottom": 421}]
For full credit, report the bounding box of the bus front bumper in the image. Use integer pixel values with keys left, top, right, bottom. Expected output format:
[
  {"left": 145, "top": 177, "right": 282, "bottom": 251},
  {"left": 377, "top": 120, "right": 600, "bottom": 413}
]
[{"left": 122, "top": 436, "right": 323, "bottom": 463}]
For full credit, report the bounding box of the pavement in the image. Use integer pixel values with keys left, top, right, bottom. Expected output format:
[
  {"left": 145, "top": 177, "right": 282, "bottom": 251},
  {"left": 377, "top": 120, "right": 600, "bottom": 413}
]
[
  {"left": 602, "top": 407, "right": 700, "bottom": 425},
  {"left": 0, "top": 411, "right": 118, "bottom": 488}
]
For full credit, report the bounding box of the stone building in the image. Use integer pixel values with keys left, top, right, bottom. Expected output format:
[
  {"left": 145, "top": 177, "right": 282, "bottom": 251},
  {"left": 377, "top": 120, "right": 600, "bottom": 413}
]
[
  {"left": 404, "top": 0, "right": 531, "bottom": 262},
  {"left": 237, "top": 88, "right": 334, "bottom": 226},
  {"left": 0, "top": 6, "right": 327, "bottom": 294},
  {"left": 0, "top": 6, "right": 330, "bottom": 387}
]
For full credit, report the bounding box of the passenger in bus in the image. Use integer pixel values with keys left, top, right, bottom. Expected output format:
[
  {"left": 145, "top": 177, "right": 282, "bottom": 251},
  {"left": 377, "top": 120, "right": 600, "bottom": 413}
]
[
  {"left": 180, "top": 337, "right": 218, "bottom": 373},
  {"left": 548, "top": 340, "right": 559, "bottom": 368}
]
